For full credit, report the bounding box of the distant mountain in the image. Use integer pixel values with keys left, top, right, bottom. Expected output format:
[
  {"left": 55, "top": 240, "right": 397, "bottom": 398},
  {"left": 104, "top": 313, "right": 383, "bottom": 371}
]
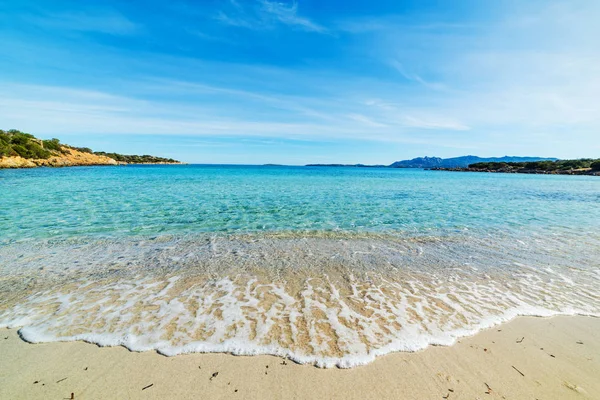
[
  {"left": 389, "top": 156, "right": 558, "bottom": 169},
  {"left": 389, "top": 156, "right": 444, "bottom": 168}
]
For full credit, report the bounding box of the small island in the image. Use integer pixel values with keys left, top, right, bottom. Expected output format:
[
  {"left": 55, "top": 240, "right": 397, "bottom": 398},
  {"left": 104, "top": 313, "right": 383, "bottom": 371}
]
[
  {"left": 432, "top": 159, "right": 600, "bottom": 176},
  {"left": 0, "top": 129, "right": 182, "bottom": 169}
]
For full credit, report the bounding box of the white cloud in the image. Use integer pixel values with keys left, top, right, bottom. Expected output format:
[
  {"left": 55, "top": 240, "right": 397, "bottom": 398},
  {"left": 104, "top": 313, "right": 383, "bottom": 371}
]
[
  {"left": 331, "top": 1, "right": 600, "bottom": 155},
  {"left": 216, "top": 0, "right": 325, "bottom": 33},
  {"left": 259, "top": 1, "right": 325, "bottom": 32},
  {"left": 346, "top": 114, "right": 388, "bottom": 128},
  {"left": 0, "top": 82, "right": 473, "bottom": 150},
  {"left": 3, "top": 1, "right": 600, "bottom": 159},
  {"left": 390, "top": 60, "right": 446, "bottom": 91}
]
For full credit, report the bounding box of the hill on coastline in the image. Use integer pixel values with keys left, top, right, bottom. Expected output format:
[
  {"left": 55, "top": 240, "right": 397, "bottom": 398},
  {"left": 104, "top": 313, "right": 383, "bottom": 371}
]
[
  {"left": 0, "top": 129, "right": 181, "bottom": 168},
  {"left": 305, "top": 156, "right": 557, "bottom": 168},
  {"left": 389, "top": 155, "right": 557, "bottom": 168},
  {"left": 448, "top": 159, "right": 600, "bottom": 175}
]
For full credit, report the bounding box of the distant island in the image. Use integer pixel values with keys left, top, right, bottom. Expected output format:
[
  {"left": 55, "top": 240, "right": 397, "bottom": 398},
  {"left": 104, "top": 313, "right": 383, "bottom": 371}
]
[
  {"left": 388, "top": 155, "right": 558, "bottom": 168},
  {"left": 306, "top": 156, "right": 557, "bottom": 169},
  {"left": 0, "top": 129, "right": 182, "bottom": 169},
  {"left": 305, "top": 155, "right": 598, "bottom": 175},
  {"left": 433, "top": 159, "right": 600, "bottom": 176}
]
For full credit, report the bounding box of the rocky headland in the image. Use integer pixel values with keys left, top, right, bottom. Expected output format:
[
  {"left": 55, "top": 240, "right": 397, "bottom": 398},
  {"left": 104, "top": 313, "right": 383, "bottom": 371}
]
[
  {"left": 305, "top": 156, "right": 557, "bottom": 169},
  {"left": 431, "top": 159, "right": 600, "bottom": 176},
  {"left": 0, "top": 129, "right": 182, "bottom": 169}
]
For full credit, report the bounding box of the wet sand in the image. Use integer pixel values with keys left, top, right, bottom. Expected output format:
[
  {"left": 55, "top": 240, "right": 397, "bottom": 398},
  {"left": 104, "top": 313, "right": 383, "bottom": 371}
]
[{"left": 0, "top": 315, "right": 598, "bottom": 400}]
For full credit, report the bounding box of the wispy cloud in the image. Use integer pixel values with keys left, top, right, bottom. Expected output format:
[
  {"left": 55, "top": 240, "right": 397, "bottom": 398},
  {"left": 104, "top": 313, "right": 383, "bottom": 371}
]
[
  {"left": 3, "top": 0, "right": 600, "bottom": 161},
  {"left": 400, "top": 115, "right": 469, "bottom": 131},
  {"left": 0, "top": 81, "right": 471, "bottom": 146},
  {"left": 390, "top": 60, "right": 446, "bottom": 90},
  {"left": 259, "top": 1, "right": 325, "bottom": 32},
  {"left": 215, "top": 0, "right": 325, "bottom": 32},
  {"left": 346, "top": 114, "right": 388, "bottom": 128},
  {"left": 336, "top": 16, "right": 473, "bottom": 34}
]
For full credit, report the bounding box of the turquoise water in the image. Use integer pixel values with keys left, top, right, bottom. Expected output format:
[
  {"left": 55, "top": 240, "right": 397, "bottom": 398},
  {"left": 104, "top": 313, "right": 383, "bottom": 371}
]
[
  {"left": 2, "top": 165, "right": 599, "bottom": 241},
  {"left": 1, "top": 165, "right": 599, "bottom": 367}
]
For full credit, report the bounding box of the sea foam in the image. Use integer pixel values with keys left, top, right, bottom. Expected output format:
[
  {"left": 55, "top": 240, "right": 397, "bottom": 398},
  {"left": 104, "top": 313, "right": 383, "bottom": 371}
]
[{"left": 1, "top": 232, "right": 599, "bottom": 368}]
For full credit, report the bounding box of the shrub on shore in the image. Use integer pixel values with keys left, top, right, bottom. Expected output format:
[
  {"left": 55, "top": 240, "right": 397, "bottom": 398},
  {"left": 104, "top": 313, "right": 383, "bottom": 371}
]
[
  {"left": 0, "top": 129, "right": 52, "bottom": 159},
  {"left": 42, "top": 138, "right": 66, "bottom": 152},
  {"left": 94, "top": 151, "right": 179, "bottom": 164},
  {"left": 469, "top": 159, "right": 600, "bottom": 172}
]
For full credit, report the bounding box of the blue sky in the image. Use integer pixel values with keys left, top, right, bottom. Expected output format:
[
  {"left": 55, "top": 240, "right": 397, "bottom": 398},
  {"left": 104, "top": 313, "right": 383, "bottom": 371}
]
[{"left": 1, "top": 0, "right": 599, "bottom": 164}]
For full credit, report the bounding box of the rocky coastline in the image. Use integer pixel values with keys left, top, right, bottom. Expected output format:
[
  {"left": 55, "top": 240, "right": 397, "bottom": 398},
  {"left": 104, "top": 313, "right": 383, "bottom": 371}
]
[
  {"left": 430, "top": 167, "right": 600, "bottom": 176},
  {"left": 0, "top": 148, "right": 118, "bottom": 169},
  {"left": 0, "top": 149, "right": 183, "bottom": 169},
  {"left": 0, "top": 129, "right": 183, "bottom": 169}
]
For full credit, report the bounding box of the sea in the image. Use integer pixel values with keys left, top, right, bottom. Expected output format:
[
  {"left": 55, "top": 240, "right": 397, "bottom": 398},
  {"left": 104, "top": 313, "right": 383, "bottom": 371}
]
[{"left": 1, "top": 165, "right": 599, "bottom": 367}]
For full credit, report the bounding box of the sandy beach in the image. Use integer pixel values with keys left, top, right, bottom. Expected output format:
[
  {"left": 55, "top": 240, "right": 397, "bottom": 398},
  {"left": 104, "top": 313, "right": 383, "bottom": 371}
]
[{"left": 1, "top": 315, "right": 598, "bottom": 399}]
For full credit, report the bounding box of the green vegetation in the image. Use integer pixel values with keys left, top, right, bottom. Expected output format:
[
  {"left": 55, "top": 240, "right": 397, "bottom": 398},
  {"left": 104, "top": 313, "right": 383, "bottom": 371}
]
[
  {"left": 1, "top": 129, "right": 180, "bottom": 164},
  {"left": 469, "top": 159, "right": 600, "bottom": 172},
  {"left": 93, "top": 152, "right": 179, "bottom": 164},
  {"left": 73, "top": 147, "right": 93, "bottom": 154},
  {"left": 42, "top": 138, "right": 65, "bottom": 152},
  {"left": 0, "top": 129, "right": 54, "bottom": 159}
]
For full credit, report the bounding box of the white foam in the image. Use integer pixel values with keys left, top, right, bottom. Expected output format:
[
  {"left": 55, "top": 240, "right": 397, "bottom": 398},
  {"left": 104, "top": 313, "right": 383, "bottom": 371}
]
[
  {"left": 2, "top": 232, "right": 600, "bottom": 368},
  {"left": 2, "top": 262, "right": 599, "bottom": 368}
]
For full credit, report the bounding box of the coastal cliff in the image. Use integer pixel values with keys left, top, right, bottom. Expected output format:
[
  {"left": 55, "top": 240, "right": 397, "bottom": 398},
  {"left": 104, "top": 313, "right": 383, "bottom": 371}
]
[{"left": 0, "top": 129, "right": 182, "bottom": 169}]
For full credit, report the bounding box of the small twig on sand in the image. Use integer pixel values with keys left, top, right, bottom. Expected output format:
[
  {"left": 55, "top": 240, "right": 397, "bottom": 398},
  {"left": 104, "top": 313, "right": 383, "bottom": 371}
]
[
  {"left": 512, "top": 366, "right": 525, "bottom": 377},
  {"left": 484, "top": 382, "right": 492, "bottom": 394},
  {"left": 142, "top": 384, "right": 154, "bottom": 391},
  {"left": 56, "top": 377, "right": 68, "bottom": 384},
  {"left": 516, "top": 337, "right": 525, "bottom": 343}
]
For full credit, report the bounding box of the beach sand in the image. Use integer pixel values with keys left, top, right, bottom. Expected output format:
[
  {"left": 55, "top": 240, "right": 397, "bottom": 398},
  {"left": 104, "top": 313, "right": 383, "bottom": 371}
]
[{"left": 0, "top": 315, "right": 598, "bottom": 400}]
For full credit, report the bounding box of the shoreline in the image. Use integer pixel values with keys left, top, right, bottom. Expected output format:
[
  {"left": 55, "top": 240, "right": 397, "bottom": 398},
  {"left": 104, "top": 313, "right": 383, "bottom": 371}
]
[
  {"left": 1, "top": 315, "right": 598, "bottom": 399},
  {"left": 0, "top": 158, "right": 185, "bottom": 169},
  {"left": 430, "top": 167, "right": 600, "bottom": 176}
]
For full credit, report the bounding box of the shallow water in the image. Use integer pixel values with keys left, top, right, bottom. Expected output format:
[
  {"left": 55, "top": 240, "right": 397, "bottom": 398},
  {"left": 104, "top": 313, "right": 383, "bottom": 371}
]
[{"left": 1, "top": 165, "right": 599, "bottom": 367}]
